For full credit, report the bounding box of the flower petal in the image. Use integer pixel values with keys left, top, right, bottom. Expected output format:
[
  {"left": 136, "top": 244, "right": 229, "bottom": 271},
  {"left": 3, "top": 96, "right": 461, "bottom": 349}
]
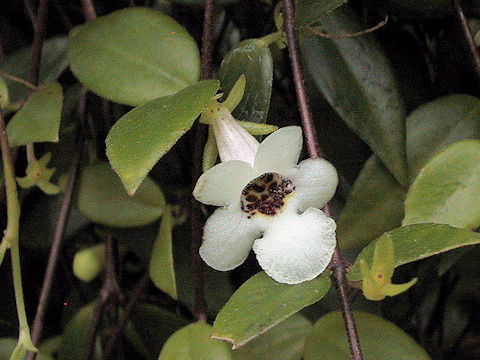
[
  {"left": 253, "top": 207, "right": 336, "bottom": 284},
  {"left": 193, "top": 160, "right": 254, "bottom": 207},
  {"left": 200, "top": 207, "right": 263, "bottom": 271},
  {"left": 254, "top": 126, "right": 303, "bottom": 173},
  {"left": 285, "top": 158, "right": 338, "bottom": 212}
]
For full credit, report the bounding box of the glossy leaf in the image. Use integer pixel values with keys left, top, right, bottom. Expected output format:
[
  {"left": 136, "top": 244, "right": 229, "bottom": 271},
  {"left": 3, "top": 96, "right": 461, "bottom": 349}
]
[
  {"left": 303, "top": 311, "right": 431, "bottom": 360},
  {"left": 302, "top": 8, "right": 408, "bottom": 186},
  {"left": 7, "top": 82, "right": 63, "bottom": 146},
  {"left": 149, "top": 206, "right": 177, "bottom": 299},
  {"left": 403, "top": 140, "right": 480, "bottom": 229},
  {"left": 76, "top": 162, "right": 166, "bottom": 227},
  {"left": 158, "top": 321, "right": 232, "bottom": 360},
  {"left": 406, "top": 94, "right": 480, "bottom": 181},
  {"left": 58, "top": 303, "right": 98, "bottom": 360},
  {"left": 295, "top": 0, "right": 346, "bottom": 27},
  {"left": 348, "top": 223, "right": 480, "bottom": 281},
  {"left": 106, "top": 79, "right": 219, "bottom": 194},
  {"left": 212, "top": 272, "right": 330, "bottom": 348},
  {"left": 233, "top": 314, "right": 312, "bottom": 360},
  {"left": 131, "top": 303, "right": 189, "bottom": 357},
  {"left": 337, "top": 155, "right": 405, "bottom": 249},
  {"left": 0, "top": 37, "right": 68, "bottom": 104},
  {"left": 68, "top": 7, "right": 200, "bottom": 106},
  {"left": 219, "top": 39, "right": 273, "bottom": 124}
]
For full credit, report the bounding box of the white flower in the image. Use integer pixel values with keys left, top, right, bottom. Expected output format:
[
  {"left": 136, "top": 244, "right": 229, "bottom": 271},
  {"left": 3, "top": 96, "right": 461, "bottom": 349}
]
[{"left": 194, "top": 118, "right": 338, "bottom": 284}]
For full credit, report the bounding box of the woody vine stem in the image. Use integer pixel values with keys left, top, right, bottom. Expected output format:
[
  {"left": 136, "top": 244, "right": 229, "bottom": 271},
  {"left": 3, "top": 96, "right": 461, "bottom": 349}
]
[{"left": 281, "top": 0, "right": 364, "bottom": 359}]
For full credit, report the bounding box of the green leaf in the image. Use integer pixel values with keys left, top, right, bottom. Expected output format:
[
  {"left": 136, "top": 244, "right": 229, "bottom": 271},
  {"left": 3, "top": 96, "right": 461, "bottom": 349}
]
[
  {"left": 0, "top": 338, "right": 54, "bottom": 360},
  {"left": 233, "top": 314, "right": 312, "bottom": 360},
  {"left": 6, "top": 82, "right": 63, "bottom": 146},
  {"left": 158, "top": 322, "right": 233, "bottom": 360},
  {"left": 406, "top": 95, "right": 480, "bottom": 181},
  {"left": 295, "top": 0, "right": 346, "bottom": 27},
  {"left": 219, "top": 39, "right": 273, "bottom": 123},
  {"left": 76, "top": 162, "right": 166, "bottom": 227},
  {"left": 403, "top": 140, "right": 480, "bottom": 229},
  {"left": 302, "top": 8, "right": 408, "bottom": 186},
  {"left": 73, "top": 243, "right": 105, "bottom": 282},
  {"left": 303, "top": 311, "right": 431, "bottom": 360},
  {"left": 337, "top": 155, "right": 406, "bottom": 249},
  {"left": 58, "top": 303, "right": 99, "bottom": 360},
  {"left": 131, "top": 303, "right": 189, "bottom": 357},
  {"left": 348, "top": 223, "right": 480, "bottom": 281},
  {"left": 149, "top": 205, "right": 177, "bottom": 299},
  {"left": 68, "top": 7, "right": 200, "bottom": 106},
  {"left": 0, "top": 37, "right": 68, "bottom": 105},
  {"left": 0, "top": 76, "right": 9, "bottom": 109},
  {"left": 106, "top": 79, "right": 219, "bottom": 195},
  {"left": 212, "top": 272, "right": 330, "bottom": 348}
]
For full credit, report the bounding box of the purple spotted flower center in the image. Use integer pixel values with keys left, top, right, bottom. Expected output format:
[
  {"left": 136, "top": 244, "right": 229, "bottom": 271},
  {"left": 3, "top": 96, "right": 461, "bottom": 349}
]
[{"left": 241, "top": 172, "right": 295, "bottom": 218}]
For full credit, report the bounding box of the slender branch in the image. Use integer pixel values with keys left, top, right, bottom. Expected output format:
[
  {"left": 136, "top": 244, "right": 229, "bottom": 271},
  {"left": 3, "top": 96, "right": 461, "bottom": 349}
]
[
  {"left": 81, "top": 0, "right": 97, "bottom": 21},
  {"left": 190, "top": 0, "right": 216, "bottom": 322},
  {"left": 0, "top": 70, "right": 37, "bottom": 90},
  {"left": 51, "top": 0, "right": 73, "bottom": 30},
  {"left": 282, "top": 1, "right": 363, "bottom": 360},
  {"left": 28, "top": 0, "right": 49, "bottom": 89},
  {"left": 453, "top": 0, "right": 480, "bottom": 79},
  {"left": 26, "top": 94, "right": 86, "bottom": 360},
  {"left": 307, "top": 16, "right": 388, "bottom": 39}
]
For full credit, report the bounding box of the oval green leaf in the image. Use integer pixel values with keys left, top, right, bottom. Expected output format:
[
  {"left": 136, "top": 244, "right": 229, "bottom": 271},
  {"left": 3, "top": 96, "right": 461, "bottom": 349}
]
[
  {"left": 404, "top": 140, "right": 480, "bottom": 229},
  {"left": 406, "top": 95, "right": 480, "bottom": 181},
  {"left": 0, "top": 37, "right": 68, "bottom": 105},
  {"left": 149, "top": 206, "right": 177, "bottom": 299},
  {"left": 158, "top": 321, "right": 233, "bottom": 360},
  {"left": 106, "top": 79, "right": 219, "bottom": 195},
  {"left": 58, "top": 303, "right": 98, "bottom": 360},
  {"left": 295, "top": 0, "right": 346, "bottom": 27},
  {"left": 218, "top": 39, "right": 273, "bottom": 123},
  {"left": 76, "top": 162, "right": 166, "bottom": 227},
  {"left": 302, "top": 8, "right": 408, "bottom": 186},
  {"left": 212, "top": 272, "right": 330, "bottom": 349},
  {"left": 337, "top": 155, "right": 406, "bottom": 249},
  {"left": 233, "top": 314, "right": 312, "bottom": 360},
  {"left": 0, "top": 76, "right": 9, "bottom": 109},
  {"left": 303, "top": 311, "right": 431, "bottom": 360},
  {"left": 68, "top": 7, "right": 200, "bottom": 106},
  {"left": 348, "top": 223, "right": 480, "bottom": 281},
  {"left": 7, "top": 82, "right": 63, "bottom": 146}
]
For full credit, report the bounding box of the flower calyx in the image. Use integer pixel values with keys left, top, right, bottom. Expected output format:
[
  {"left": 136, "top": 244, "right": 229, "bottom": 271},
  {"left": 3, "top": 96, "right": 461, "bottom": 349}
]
[
  {"left": 359, "top": 234, "right": 417, "bottom": 301},
  {"left": 16, "top": 152, "right": 61, "bottom": 195}
]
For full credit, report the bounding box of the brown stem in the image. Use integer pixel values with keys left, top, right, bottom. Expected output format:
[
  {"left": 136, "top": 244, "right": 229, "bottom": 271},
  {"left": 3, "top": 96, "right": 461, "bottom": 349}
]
[
  {"left": 453, "top": 0, "right": 480, "bottom": 79},
  {"left": 190, "top": 0, "right": 216, "bottom": 322},
  {"left": 28, "top": 0, "right": 49, "bottom": 89},
  {"left": 26, "top": 95, "right": 86, "bottom": 360},
  {"left": 282, "top": 1, "right": 363, "bottom": 359},
  {"left": 81, "top": 0, "right": 97, "bottom": 21}
]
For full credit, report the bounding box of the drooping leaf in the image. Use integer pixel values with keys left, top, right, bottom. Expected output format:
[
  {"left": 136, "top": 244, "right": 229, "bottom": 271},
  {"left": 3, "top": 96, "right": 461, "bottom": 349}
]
[
  {"left": 58, "top": 303, "right": 99, "bottom": 360},
  {"left": 106, "top": 79, "right": 219, "bottom": 194},
  {"left": 302, "top": 8, "right": 408, "bottom": 186},
  {"left": 149, "top": 206, "right": 177, "bottom": 299},
  {"left": 0, "top": 37, "right": 68, "bottom": 104},
  {"left": 218, "top": 39, "right": 273, "bottom": 124},
  {"left": 6, "top": 82, "right": 63, "bottom": 146},
  {"left": 295, "top": 0, "right": 346, "bottom": 27},
  {"left": 303, "top": 311, "right": 431, "bottom": 360},
  {"left": 68, "top": 7, "right": 200, "bottom": 106},
  {"left": 406, "top": 94, "right": 480, "bottom": 181},
  {"left": 158, "top": 322, "right": 233, "bottom": 360},
  {"left": 76, "top": 162, "right": 166, "bottom": 227},
  {"left": 348, "top": 223, "right": 480, "bottom": 281},
  {"left": 403, "top": 140, "right": 480, "bottom": 229},
  {"left": 337, "top": 155, "right": 406, "bottom": 249},
  {"left": 131, "top": 303, "right": 189, "bottom": 357},
  {"left": 233, "top": 314, "right": 312, "bottom": 360},
  {"left": 212, "top": 272, "right": 330, "bottom": 348}
]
